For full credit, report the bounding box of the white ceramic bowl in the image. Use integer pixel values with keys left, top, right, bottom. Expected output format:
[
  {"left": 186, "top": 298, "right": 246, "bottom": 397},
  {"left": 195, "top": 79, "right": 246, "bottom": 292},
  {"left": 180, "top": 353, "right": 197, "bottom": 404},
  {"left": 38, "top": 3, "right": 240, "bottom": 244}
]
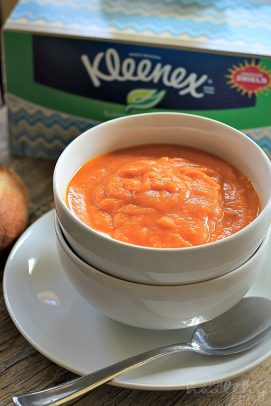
[
  {"left": 53, "top": 113, "right": 271, "bottom": 285},
  {"left": 55, "top": 215, "right": 269, "bottom": 330}
]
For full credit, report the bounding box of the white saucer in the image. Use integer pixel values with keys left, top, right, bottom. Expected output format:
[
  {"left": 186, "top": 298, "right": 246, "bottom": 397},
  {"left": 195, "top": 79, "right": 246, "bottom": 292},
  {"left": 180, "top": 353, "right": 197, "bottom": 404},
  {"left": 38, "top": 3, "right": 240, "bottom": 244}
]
[{"left": 3, "top": 211, "right": 271, "bottom": 390}]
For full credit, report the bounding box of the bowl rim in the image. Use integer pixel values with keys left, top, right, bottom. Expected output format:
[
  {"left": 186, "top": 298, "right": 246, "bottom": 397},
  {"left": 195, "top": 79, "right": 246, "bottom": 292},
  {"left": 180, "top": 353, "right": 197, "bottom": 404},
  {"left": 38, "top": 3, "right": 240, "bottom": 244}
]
[
  {"left": 53, "top": 112, "right": 271, "bottom": 253},
  {"left": 54, "top": 212, "right": 270, "bottom": 288}
]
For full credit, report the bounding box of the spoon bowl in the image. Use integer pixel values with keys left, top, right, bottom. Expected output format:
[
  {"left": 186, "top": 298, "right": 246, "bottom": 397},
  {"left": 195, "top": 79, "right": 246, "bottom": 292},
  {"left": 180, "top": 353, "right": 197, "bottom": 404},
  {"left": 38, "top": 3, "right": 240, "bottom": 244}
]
[{"left": 191, "top": 296, "right": 271, "bottom": 355}]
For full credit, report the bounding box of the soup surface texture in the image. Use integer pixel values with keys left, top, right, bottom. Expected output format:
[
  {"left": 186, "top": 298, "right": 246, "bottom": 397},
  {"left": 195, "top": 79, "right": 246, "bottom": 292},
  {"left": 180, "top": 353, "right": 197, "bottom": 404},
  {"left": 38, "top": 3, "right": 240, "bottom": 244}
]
[{"left": 66, "top": 144, "right": 259, "bottom": 248}]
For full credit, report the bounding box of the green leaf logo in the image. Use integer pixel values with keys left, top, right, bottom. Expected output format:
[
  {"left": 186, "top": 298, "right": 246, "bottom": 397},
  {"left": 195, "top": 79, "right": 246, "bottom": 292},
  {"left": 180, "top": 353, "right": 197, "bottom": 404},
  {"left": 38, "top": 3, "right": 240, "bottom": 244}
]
[{"left": 125, "top": 89, "right": 166, "bottom": 112}]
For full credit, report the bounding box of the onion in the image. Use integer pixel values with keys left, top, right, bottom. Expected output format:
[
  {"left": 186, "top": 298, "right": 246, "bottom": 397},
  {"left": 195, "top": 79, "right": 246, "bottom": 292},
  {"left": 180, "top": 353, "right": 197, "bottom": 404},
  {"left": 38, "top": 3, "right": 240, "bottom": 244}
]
[{"left": 0, "top": 166, "right": 28, "bottom": 249}]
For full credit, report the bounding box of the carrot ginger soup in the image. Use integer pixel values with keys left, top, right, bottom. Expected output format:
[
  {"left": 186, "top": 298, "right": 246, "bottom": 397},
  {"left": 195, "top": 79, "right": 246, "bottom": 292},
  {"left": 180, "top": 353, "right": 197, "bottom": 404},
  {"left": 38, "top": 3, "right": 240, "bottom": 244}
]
[{"left": 66, "top": 144, "right": 260, "bottom": 248}]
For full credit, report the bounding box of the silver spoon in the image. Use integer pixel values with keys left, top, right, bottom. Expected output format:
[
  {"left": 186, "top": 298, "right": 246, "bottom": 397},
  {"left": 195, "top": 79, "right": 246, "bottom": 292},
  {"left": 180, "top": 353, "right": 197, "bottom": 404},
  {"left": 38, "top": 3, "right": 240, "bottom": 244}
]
[{"left": 13, "top": 296, "right": 271, "bottom": 406}]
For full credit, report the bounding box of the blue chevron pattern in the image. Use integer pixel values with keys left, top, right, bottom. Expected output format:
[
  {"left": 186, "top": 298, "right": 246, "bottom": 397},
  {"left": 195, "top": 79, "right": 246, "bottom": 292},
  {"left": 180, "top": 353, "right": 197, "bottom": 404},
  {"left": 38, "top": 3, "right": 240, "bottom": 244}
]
[
  {"left": 14, "top": 0, "right": 271, "bottom": 16},
  {"left": 9, "top": 1, "right": 271, "bottom": 51},
  {"left": 8, "top": 95, "right": 271, "bottom": 160},
  {"left": 10, "top": 110, "right": 92, "bottom": 132},
  {"left": 8, "top": 95, "right": 97, "bottom": 159},
  {"left": 137, "top": 0, "right": 267, "bottom": 7},
  {"left": 10, "top": 137, "right": 66, "bottom": 159},
  {"left": 9, "top": 129, "right": 80, "bottom": 145},
  {"left": 245, "top": 134, "right": 271, "bottom": 158}
]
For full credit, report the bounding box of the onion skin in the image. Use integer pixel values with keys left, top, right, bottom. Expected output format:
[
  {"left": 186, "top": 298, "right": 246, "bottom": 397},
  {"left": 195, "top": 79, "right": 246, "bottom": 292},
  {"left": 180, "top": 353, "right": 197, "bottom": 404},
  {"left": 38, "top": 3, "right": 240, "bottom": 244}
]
[{"left": 0, "top": 166, "right": 28, "bottom": 249}]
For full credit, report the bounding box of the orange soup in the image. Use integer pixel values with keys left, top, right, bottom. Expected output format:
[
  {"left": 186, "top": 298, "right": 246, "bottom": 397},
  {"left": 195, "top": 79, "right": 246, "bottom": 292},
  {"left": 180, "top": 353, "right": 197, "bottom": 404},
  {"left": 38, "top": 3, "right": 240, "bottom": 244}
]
[{"left": 66, "top": 144, "right": 260, "bottom": 248}]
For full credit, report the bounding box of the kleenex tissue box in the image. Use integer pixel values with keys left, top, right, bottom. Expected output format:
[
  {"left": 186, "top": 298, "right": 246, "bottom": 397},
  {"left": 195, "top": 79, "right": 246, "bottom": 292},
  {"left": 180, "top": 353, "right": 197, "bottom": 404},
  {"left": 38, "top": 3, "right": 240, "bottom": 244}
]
[{"left": 4, "top": 0, "right": 271, "bottom": 158}]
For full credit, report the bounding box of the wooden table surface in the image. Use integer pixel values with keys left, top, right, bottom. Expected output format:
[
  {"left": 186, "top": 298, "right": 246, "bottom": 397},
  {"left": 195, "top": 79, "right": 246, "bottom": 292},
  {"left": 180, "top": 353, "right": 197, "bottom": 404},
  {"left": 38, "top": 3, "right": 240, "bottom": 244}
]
[{"left": 0, "top": 107, "right": 271, "bottom": 406}]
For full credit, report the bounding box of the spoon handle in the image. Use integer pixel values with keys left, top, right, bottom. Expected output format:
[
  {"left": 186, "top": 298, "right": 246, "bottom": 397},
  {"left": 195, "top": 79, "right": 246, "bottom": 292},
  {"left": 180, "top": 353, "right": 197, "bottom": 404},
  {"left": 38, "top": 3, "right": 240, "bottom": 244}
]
[{"left": 13, "top": 343, "right": 192, "bottom": 406}]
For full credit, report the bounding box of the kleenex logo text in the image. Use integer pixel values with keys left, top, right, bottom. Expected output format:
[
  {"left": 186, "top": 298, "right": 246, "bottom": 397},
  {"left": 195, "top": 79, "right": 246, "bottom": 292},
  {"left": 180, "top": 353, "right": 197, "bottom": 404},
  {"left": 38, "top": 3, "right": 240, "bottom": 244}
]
[
  {"left": 33, "top": 35, "right": 256, "bottom": 111},
  {"left": 81, "top": 49, "right": 208, "bottom": 98}
]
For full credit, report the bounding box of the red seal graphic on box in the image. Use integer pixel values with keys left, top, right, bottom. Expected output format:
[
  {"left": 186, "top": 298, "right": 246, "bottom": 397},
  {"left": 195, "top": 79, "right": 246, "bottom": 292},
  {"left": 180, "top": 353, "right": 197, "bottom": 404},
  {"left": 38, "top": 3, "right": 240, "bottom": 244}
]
[{"left": 227, "top": 61, "right": 271, "bottom": 97}]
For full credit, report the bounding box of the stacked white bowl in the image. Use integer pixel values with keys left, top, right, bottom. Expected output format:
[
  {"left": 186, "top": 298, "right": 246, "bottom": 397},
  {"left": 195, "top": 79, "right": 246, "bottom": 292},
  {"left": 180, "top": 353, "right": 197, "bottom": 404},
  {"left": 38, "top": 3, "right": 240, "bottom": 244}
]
[{"left": 53, "top": 113, "right": 271, "bottom": 330}]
